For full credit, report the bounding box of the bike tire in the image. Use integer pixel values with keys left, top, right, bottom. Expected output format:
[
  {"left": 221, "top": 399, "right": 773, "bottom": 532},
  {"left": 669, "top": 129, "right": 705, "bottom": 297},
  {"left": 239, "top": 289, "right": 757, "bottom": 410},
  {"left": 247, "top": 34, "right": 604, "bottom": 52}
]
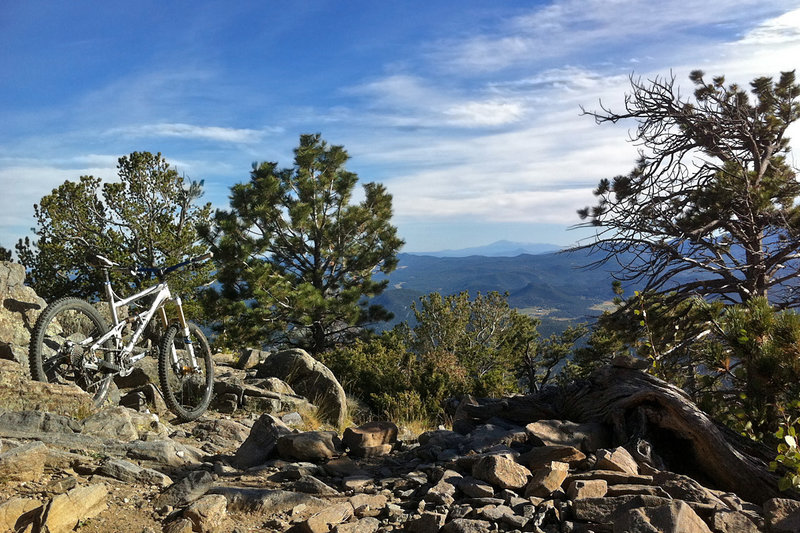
[
  {"left": 29, "top": 297, "right": 114, "bottom": 406},
  {"left": 158, "top": 322, "right": 214, "bottom": 421}
]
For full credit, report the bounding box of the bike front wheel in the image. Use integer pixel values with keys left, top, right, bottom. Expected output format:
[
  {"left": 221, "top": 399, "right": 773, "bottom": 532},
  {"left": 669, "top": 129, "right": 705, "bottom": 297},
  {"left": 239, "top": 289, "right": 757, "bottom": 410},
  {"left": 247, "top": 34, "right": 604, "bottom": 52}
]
[
  {"left": 158, "top": 322, "right": 214, "bottom": 421},
  {"left": 29, "top": 297, "right": 115, "bottom": 406}
]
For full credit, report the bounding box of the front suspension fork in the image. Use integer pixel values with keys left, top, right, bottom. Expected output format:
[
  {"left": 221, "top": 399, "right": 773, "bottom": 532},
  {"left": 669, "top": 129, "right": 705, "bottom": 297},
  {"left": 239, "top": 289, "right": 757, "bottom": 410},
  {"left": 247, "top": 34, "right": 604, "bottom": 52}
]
[{"left": 167, "top": 296, "right": 200, "bottom": 374}]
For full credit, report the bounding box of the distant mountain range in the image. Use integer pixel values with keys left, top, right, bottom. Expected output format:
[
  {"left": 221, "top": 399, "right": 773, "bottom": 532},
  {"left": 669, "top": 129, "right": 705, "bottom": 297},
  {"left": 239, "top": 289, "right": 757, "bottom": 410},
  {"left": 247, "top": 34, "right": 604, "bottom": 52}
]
[
  {"left": 371, "top": 247, "right": 642, "bottom": 336},
  {"left": 409, "top": 240, "right": 562, "bottom": 257}
]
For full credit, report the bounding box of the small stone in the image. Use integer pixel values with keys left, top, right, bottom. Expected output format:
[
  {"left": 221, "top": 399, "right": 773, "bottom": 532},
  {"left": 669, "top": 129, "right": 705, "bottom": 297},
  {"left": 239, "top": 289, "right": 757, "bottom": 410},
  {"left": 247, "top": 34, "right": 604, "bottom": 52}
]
[
  {"left": 183, "top": 494, "right": 228, "bottom": 533},
  {"left": 37, "top": 484, "right": 108, "bottom": 533},
  {"left": 521, "top": 445, "right": 586, "bottom": 469},
  {"left": 764, "top": 498, "right": 800, "bottom": 533},
  {"left": 524, "top": 461, "right": 569, "bottom": 498},
  {"left": 472, "top": 455, "right": 531, "bottom": 490},
  {"left": 595, "top": 447, "right": 638, "bottom": 475},
  {"left": 458, "top": 476, "right": 494, "bottom": 498},
  {"left": 405, "top": 511, "right": 447, "bottom": 533},
  {"left": 302, "top": 502, "right": 354, "bottom": 533},
  {"left": 566, "top": 479, "right": 607, "bottom": 500},
  {"left": 440, "top": 518, "right": 493, "bottom": 533}
]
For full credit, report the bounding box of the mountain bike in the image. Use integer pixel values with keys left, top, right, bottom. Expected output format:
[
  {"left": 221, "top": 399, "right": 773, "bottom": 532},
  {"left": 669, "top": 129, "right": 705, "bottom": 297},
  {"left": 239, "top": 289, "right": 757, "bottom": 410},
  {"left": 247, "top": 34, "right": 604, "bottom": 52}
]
[{"left": 29, "top": 253, "right": 215, "bottom": 421}]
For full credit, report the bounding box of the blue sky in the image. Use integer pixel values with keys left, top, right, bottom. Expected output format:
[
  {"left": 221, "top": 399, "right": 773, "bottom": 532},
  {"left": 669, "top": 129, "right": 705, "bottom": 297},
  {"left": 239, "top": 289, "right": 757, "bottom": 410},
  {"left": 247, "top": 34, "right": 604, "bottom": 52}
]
[{"left": 2, "top": 1, "right": 799, "bottom": 253}]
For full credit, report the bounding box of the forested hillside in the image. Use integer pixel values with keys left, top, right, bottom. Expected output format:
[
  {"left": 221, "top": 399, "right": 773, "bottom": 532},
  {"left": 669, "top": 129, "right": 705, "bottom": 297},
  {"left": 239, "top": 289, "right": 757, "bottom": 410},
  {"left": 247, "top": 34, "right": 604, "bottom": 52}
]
[{"left": 372, "top": 250, "right": 638, "bottom": 334}]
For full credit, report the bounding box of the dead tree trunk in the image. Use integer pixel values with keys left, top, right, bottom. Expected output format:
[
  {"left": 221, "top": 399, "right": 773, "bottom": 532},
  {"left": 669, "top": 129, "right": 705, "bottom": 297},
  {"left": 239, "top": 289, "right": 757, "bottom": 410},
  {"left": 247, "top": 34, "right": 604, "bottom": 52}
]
[{"left": 460, "top": 361, "right": 783, "bottom": 504}]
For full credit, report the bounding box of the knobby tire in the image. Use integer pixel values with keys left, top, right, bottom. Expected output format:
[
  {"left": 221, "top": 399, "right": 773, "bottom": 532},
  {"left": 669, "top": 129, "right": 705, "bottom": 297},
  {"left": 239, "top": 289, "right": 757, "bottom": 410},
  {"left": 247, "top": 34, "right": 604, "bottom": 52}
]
[
  {"left": 29, "top": 297, "right": 114, "bottom": 406},
  {"left": 158, "top": 322, "right": 214, "bottom": 421}
]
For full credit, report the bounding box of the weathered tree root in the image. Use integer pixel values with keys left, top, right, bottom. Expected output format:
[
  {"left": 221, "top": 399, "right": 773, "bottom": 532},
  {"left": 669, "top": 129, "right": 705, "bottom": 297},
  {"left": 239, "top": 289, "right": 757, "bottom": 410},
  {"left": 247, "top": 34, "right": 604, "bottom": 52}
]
[{"left": 460, "top": 361, "right": 784, "bottom": 504}]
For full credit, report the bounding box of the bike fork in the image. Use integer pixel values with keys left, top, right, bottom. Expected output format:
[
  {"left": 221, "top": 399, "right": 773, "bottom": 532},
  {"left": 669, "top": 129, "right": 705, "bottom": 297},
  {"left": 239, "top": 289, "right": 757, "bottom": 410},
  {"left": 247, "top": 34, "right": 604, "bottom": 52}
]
[{"left": 171, "top": 296, "right": 201, "bottom": 373}]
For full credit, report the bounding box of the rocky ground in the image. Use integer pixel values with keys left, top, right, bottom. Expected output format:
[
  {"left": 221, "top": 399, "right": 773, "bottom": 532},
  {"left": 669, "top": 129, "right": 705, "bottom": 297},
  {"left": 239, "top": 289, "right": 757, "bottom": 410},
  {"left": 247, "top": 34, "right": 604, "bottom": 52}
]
[
  {"left": 2, "top": 260, "right": 800, "bottom": 532},
  {"left": 3, "top": 349, "right": 800, "bottom": 533}
]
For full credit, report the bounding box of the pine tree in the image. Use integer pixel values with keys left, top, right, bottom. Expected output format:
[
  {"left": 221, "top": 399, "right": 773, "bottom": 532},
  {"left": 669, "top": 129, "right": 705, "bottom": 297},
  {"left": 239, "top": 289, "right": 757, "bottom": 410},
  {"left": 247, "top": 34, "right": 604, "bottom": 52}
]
[{"left": 202, "top": 134, "right": 404, "bottom": 354}]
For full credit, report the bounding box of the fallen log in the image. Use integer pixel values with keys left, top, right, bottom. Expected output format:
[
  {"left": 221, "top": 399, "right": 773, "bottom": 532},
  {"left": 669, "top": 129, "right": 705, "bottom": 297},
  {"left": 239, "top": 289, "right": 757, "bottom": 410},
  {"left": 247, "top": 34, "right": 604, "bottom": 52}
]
[{"left": 460, "top": 359, "right": 784, "bottom": 504}]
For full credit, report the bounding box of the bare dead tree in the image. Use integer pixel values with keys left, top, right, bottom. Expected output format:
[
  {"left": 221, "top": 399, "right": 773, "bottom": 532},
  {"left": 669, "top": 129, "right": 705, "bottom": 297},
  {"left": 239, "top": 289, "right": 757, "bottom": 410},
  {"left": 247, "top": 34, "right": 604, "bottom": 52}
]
[{"left": 575, "top": 70, "right": 800, "bottom": 308}]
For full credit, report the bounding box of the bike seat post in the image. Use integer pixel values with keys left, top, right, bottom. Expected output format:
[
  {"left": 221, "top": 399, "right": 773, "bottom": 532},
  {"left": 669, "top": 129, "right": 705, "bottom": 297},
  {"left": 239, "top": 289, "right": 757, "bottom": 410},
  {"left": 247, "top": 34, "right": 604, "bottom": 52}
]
[{"left": 102, "top": 268, "right": 120, "bottom": 326}]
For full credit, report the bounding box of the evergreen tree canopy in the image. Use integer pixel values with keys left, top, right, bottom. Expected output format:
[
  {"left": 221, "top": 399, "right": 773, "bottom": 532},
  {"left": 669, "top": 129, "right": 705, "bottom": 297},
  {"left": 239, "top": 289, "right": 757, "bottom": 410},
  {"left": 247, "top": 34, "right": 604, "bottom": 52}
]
[
  {"left": 202, "top": 133, "right": 404, "bottom": 354},
  {"left": 17, "top": 151, "right": 213, "bottom": 304},
  {"left": 577, "top": 70, "right": 800, "bottom": 308}
]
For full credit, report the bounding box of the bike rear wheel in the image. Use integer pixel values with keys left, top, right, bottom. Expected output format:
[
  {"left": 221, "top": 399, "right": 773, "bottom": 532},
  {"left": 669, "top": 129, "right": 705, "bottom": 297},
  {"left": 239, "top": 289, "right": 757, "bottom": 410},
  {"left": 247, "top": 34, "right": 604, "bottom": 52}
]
[
  {"left": 29, "top": 297, "right": 115, "bottom": 406},
  {"left": 158, "top": 322, "right": 214, "bottom": 421}
]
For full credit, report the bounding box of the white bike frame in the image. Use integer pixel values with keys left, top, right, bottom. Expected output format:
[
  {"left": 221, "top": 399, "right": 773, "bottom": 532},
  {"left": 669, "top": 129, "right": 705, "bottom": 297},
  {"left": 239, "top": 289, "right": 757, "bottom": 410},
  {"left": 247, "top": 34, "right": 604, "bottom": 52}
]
[{"left": 81, "top": 269, "right": 197, "bottom": 377}]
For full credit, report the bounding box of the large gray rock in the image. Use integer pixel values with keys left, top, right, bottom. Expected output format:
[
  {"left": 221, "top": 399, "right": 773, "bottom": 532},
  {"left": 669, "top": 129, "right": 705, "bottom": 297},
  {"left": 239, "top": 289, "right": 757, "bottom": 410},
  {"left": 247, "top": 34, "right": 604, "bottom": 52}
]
[
  {"left": 472, "top": 455, "right": 531, "bottom": 490},
  {"left": 276, "top": 430, "right": 343, "bottom": 462},
  {"left": 209, "top": 487, "right": 328, "bottom": 515},
  {"left": 612, "top": 500, "right": 712, "bottom": 533},
  {"left": 0, "top": 441, "right": 49, "bottom": 481},
  {"left": 37, "top": 484, "right": 108, "bottom": 533},
  {"left": 0, "top": 261, "right": 46, "bottom": 364},
  {"left": 0, "top": 360, "right": 96, "bottom": 418},
  {"left": 153, "top": 470, "right": 215, "bottom": 509},
  {"left": 0, "top": 497, "right": 40, "bottom": 532},
  {"left": 255, "top": 348, "right": 347, "bottom": 427},
  {"left": 232, "top": 414, "right": 293, "bottom": 469},
  {"left": 525, "top": 419, "right": 611, "bottom": 452}
]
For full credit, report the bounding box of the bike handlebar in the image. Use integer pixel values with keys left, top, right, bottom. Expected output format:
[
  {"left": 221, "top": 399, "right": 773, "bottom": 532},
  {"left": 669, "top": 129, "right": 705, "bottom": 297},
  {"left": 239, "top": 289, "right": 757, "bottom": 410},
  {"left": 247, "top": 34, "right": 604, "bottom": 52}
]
[{"left": 88, "top": 252, "right": 213, "bottom": 278}]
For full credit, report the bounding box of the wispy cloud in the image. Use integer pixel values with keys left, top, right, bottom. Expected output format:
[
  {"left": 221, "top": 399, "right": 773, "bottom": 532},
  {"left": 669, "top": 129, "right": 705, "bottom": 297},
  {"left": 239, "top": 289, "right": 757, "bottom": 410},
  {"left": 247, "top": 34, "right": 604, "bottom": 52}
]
[
  {"left": 106, "top": 123, "right": 277, "bottom": 144},
  {"left": 431, "top": 0, "right": 797, "bottom": 73},
  {"left": 737, "top": 7, "right": 800, "bottom": 45},
  {"left": 347, "top": 75, "right": 528, "bottom": 129}
]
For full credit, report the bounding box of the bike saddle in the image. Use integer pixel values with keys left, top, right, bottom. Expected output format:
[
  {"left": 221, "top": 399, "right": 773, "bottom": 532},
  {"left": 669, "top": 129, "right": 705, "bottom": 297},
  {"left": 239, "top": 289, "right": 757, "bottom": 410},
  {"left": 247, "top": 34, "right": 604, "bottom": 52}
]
[{"left": 86, "top": 253, "right": 118, "bottom": 268}]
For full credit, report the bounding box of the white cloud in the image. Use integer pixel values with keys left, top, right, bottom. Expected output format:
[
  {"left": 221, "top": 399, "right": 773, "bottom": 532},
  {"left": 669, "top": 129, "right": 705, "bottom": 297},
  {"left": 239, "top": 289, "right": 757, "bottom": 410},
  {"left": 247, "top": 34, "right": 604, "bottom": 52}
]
[
  {"left": 443, "top": 100, "right": 525, "bottom": 126},
  {"left": 348, "top": 75, "right": 529, "bottom": 129},
  {"left": 106, "top": 123, "right": 272, "bottom": 144},
  {"left": 337, "top": 2, "right": 800, "bottom": 232},
  {"left": 738, "top": 7, "right": 800, "bottom": 45},
  {"left": 0, "top": 162, "right": 119, "bottom": 246},
  {"left": 432, "top": 0, "right": 798, "bottom": 73}
]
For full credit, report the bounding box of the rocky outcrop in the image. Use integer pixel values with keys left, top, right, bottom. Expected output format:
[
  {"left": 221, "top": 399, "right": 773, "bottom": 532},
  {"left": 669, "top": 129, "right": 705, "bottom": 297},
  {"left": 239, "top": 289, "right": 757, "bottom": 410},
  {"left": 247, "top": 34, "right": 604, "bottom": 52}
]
[
  {"left": 255, "top": 348, "right": 348, "bottom": 427},
  {"left": 0, "top": 261, "right": 46, "bottom": 365},
  {"left": 0, "top": 358, "right": 96, "bottom": 418},
  {"left": 0, "top": 368, "right": 796, "bottom": 532}
]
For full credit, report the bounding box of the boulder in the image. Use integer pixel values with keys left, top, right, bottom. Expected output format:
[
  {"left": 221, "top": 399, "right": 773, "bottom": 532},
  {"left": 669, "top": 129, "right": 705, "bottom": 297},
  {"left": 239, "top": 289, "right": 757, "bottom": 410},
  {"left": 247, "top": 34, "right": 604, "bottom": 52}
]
[
  {"left": 567, "top": 479, "right": 608, "bottom": 500},
  {"left": 231, "top": 414, "right": 293, "bottom": 469},
  {"left": 183, "top": 494, "right": 229, "bottom": 533},
  {"left": 343, "top": 421, "right": 398, "bottom": 457},
  {"left": 80, "top": 406, "right": 139, "bottom": 441},
  {"left": 0, "top": 359, "right": 96, "bottom": 418},
  {"left": 612, "top": 500, "right": 712, "bottom": 533},
  {"left": 37, "top": 484, "right": 108, "bottom": 533},
  {"left": 0, "top": 441, "right": 49, "bottom": 481},
  {"left": 525, "top": 419, "right": 611, "bottom": 451},
  {"left": 153, "top": 470, "right": 215, "bottom": 509},
  {"left": 472, "top": 455, "right": 531, "bottom": 490},
  {"left": 764, "top": 498, "right": 800, "bottom": 533},
  {"left": 209, "top": 487, "right": 328, "bottom": 515},
  {"left": 595, "top": 446, "right": 639, "bottom": 475},
  {"left": 300, "top": 501, "right": 354, "bottom": 533},
  {"left": 255, "top": 348, "right": 347, "bottom": 427},
  {"left": 424, "top": 469, "right": 462, "bottom": 506},
  {"left": 276, "top": 430, "right": 343, "bottom": 462},
  {"left": 520, "top": 445, "right": 586, "bottom": 469},
  {"left": 0, "top": 261, "right": 46, "bottom": 364},
  {"left": 0, "top": 497, "right": 40, "bottom": 532},
  {"left": 524, "top": 461, "right": 569, "bottom": 498},
  {"left": 237, "top": 347, "right": 268, "bottom": 370}
]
